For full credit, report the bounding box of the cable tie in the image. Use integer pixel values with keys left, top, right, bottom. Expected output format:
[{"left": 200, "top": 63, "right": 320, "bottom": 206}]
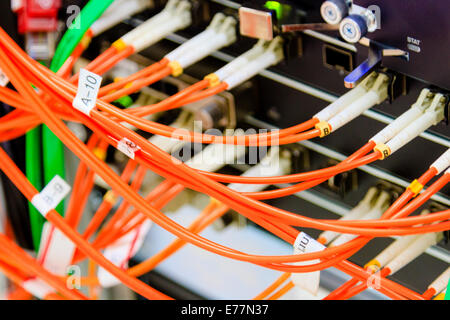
[
  {"left": 73, "top": 68, "right": 102, "bottom": 116},
  {"left": 31, "top": 175, "right": 71, "bottom": 218}
]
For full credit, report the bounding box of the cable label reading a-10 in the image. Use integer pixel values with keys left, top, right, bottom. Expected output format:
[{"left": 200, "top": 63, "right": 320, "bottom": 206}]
[{"left": 73, "top": 68, "right": 102, "bottom": 116}]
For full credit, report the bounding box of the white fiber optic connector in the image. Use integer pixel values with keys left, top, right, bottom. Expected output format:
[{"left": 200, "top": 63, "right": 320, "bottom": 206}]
[
  {"left": 386, "top": 93, "right": 446, "bottom": 155},
  {"left": 149, "top": 111, "right": 193, "bottom": 153},
  {"left": 118, "top": 0, "right": 192, "bottom": 53},
  {"left": 212, "top": 40, "right": 266, "bottom": 82},
  {"left": 366, "top": 234, "right": 420, "bottom": 273},
  {"left": 327, "top": 72, "right": 389, "bottom": 132},
  {"left": 211, "top": 37, "right": 284, "bottom": 90},
  {"left": 385, "top": 232, "right": 443, "bottom": 275},
  {"left": 314, "top": 81, "right": 370, "bottom": 123},
  {"left": 364, "top": 209, "right": 430, "bottom": 272},
  {"left": 165, "top": 13, "right": 236, "bottom": 71},
  {"left": 370, "top": 89, "right": 434, "bottom": 145},
  {"left": 185, "top": 129, "right": 246, "bottom": 172},
  {"left": 318, "top": 187, "right": 378, "bottom": 245},
  {"left": 330, "top": 191, "right": 390, "bottom": 247},
  {"left": 210, "top": 148, "right": 290, "bottom": 232},
  {"left": 227, "top": 147, "right": 291, "bottom": 193},
  {"left": 90, "top": 0, "right": 151, "bottom": 37},
  {"left": 427, "top": 267, "right": 450, "bottom": 296},
  {"left": 223, "top": 37, "right": 284, "bottom": 89},
  {"left": 430, "top": 148, "right": 450, "bottom": 175}
]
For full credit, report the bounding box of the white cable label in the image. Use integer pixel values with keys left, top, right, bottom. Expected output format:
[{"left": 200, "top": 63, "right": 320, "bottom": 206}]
[
  {"left": 294, "top": 232, "right": 326, "bottom": 254},
  {"left": 0, "top": 67, "right": 9, "bottom": 87},
  {"left": 73, "top": 68, "right": 102, "bottom": 116},
  {"left": 31, "top": 175, "right": 71, "bottom": 217},
  {"left": 37, "top": 222, "right": 76, "bottom": 276},
  {"left": 98, "top": 220, "right": 152, "bottom": 287},
  {"left": 117, "top": 138, "right": 141, "bottom": 160},
  {"left": 291, "top": 232, "right": 326, "bottom": 296},
  {"left": 22, "top": 278, "right": 54, "bottom": 299}
]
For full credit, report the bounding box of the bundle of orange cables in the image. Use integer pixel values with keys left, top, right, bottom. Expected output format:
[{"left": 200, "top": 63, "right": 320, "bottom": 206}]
[{"left": 0, "top": 25, "right": 448, "bottom": 301}]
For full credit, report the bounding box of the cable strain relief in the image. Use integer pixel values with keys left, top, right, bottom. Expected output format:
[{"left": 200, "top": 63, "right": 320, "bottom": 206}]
[
  {"left": 160, "top": 57, "right": 171, "bottom": 65},
  {"left": 424, "top": 287, "right": 437, "bottom": 298},
  {"left": 373, "top": 143, "right": 391, "bottom": 160},
  {"left": 315, "top": 121, "right": 331, "bottom": 138},
  {"left": 383, "top": 266, "right": 392, "bottom": 276}
]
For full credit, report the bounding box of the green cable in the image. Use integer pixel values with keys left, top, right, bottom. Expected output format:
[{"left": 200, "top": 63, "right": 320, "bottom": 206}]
[
  {"left": 50, "top": 0, "right": 115, "bottom": 71},
  {"left": 26, "top": 126, "right": 43, "bottom": 249},
  {"left": 114, "top": 95, "right": 134, "bottom": 108},
  {"left": 27, "top": 0, "right": 114, "bottom": 252}
]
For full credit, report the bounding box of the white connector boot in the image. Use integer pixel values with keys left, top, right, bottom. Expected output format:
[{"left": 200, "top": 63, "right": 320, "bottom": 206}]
[
  {"left": 205, "top": 37, "right": 284, "bottom": 89},
  {"left": 370, "top": 89, "right": 434, "bottom": 145},
  {"left": 90, "top": 0, "right": 152, "bottom": 37},
  {"left": 115, "top": 0, "right": 192, "bottom": 53},
  {"left": 318, "top": 187, "right": 378, "bottom": 245},
  {"left": 330, "top": 191, "right": 390, "bottom": 247},
  {"left": 385, "top": 232, "right": 443, "bottom": 275},
  {"left": 165, "top": 13, "right": 237, "bottom": 75}
]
